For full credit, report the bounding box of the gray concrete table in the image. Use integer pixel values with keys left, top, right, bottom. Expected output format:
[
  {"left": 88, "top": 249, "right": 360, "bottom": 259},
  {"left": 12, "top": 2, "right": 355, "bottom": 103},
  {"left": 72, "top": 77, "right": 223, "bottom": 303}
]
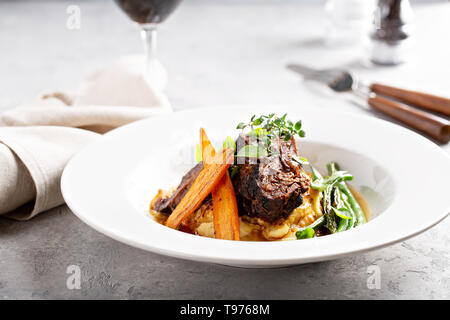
[{"left": 1, "top": 0, "right": 449, "bottom": 299}]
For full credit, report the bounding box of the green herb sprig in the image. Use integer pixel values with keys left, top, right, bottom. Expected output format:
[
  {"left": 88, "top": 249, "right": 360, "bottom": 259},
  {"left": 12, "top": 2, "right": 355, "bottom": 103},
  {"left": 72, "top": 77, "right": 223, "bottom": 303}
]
[
  {"left": 236, "top": 114, "right": 305, "bottom": 158},
  {"left": 236, "top": 113, "right": 305, "bottom": 142}
]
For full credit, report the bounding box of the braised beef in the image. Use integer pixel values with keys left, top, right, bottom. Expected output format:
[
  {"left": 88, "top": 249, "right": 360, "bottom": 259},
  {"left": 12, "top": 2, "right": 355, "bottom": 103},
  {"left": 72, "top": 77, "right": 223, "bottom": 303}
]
[
  {"left": 154, "top": 134, "right": 310, "bottom": 222},
  {"left": 232, "top": 134, "right": 310, "bottom": 222},
  {"left": 153, "top": 162, "right": 203, "bottom": 215}
]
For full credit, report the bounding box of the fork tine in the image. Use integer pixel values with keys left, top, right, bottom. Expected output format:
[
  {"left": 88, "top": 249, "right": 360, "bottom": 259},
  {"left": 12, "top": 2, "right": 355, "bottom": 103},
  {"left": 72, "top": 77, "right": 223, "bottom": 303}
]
[
  {"left": 286, "top": 63, "right": 321, "bottom": 77},
  {"left": 287, "top": 63, "right": 343, "bottom": 85},
  {"left": 309, "top": 72, "right": 336, "bottom": 84},
  {"left": 287, "top": 63, "right": 335, "bottom": 82}
]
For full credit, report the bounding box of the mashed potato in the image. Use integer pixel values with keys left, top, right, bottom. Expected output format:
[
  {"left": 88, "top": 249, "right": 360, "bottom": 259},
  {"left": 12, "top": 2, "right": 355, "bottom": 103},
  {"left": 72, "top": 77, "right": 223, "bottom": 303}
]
[{"left": 150, "top": 188, "right": 323, "bottom": 241}]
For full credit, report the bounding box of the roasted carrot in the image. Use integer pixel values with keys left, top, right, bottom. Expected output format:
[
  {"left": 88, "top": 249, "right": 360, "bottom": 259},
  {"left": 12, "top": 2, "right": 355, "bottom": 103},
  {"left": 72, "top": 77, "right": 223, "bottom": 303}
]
[
  {"left": 200, "top": 127, "right": 215, "bottom": 162},
  {"left": 200, "top": 128, "right": 240, "bottom": 240},
  {"left": 165, "top": 147, "right": 234, "bottom": 229},
  {"left": 212, "top": 172, "right": 240, "bottom": 240}
]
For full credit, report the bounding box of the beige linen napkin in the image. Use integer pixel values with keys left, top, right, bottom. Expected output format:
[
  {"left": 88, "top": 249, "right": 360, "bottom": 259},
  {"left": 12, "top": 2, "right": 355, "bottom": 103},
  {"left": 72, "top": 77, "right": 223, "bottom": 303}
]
[{"left": 0, "top": 56, "right": 171, "bottom": 220}]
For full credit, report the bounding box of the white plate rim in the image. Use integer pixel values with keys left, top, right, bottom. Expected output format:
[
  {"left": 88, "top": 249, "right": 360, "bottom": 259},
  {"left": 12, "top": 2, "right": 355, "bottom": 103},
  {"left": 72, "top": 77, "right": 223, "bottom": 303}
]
[{"left": 61, "top": 105, "right": 450, "bottom": 266}]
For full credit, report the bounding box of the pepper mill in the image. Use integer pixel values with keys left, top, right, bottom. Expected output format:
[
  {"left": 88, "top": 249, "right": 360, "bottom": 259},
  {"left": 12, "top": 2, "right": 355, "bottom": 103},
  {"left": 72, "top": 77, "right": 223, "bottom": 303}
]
[{"left": 370, "top": 0, "right": 414, "bottom": 65}]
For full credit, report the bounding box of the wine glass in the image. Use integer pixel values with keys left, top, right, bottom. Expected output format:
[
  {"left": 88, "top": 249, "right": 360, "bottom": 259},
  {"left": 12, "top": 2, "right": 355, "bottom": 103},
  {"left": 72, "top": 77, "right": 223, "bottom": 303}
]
[{"left": 114, "top": 0, "right": 182, "bottom": 88}]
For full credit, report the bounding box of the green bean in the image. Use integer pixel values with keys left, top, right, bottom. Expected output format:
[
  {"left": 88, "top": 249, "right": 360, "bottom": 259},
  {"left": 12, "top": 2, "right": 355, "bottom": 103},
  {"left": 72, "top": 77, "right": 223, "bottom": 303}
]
[
  {"left": 327, "top": 164, "right": 349, "bottom": 232},
  {"left": 296, "top": 215, "right": 325, "bottom": 232},
  {"left": 338, "top": 183, "right": 366, "bottom": 226},
  {"left": 296, "top": 228, "right": 315, "bottom": 239},
  {"left": 341, "top": 195, "right": 355, "bottom": 230},
  {"left": 310, "top": 165, "right": 323, "bottom": 181},
  {"left": 309, "top": 162, "right": 365, "bottom": 234},
  {"left": 330, "top": 162, "right": 340, "bottom": 172},
  {"left": 327, "top": 162, "right": 338, "bottom": 176},
  {"left": 295, "top": 215, "right": 325, "bottom": 240},
  {"left": 310, "top": 170, "right": 352, "bottom": 192},
  {"left": 337, "top": 216, "right": 348, "bottom": 232},
  {"left": 310, "top": 165, "right": 324, "bottom": 190},
  {"left": 331, "top": 162, "right": 366, "bottom": 226},
  {"left": 323, "top": 184, "right": 338, "bottom": 233},
  {"left": 334, "top": 187, "right": 349, "bottom": 232}
]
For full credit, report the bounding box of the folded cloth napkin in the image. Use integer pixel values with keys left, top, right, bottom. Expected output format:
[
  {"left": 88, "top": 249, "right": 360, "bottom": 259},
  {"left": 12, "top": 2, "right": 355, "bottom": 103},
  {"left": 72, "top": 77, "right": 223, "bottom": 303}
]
[{"left": 0, "top": 56, "right": 171, "bottom": 220}]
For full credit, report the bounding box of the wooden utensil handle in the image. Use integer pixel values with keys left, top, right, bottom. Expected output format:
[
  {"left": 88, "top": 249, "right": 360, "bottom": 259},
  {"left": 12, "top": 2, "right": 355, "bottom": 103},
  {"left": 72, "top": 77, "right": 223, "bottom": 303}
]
[
  {"left": 371, "top": 83, "right": 450, "bottom": 117},
  {"left": 368, "top": 94, "right": 450, "bottom": 144}
]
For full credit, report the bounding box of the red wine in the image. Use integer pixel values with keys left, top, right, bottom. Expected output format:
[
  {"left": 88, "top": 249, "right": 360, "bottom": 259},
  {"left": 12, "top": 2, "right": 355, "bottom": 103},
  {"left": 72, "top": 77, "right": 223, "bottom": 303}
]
[{"left": 114, "top": 0, "right": 182, "bottom": 24}]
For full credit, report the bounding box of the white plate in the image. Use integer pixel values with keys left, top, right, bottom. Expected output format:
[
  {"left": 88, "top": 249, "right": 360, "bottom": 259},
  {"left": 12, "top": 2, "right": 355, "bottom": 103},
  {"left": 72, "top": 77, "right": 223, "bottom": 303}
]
[{"left": 61, "top": 106, "right": 450, "bottom": 268}]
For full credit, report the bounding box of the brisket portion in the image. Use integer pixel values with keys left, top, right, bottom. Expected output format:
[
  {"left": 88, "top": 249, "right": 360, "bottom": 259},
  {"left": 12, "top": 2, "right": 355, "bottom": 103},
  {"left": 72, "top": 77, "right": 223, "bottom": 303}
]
[
  {"left": 232, "top": 134, "right": 310, "bottom": 222},
  {"left": 153, "top": 162, "right": 204, "bottom": 215},
  {"left": 153, "top": 133, "right": 310, "bottom": 222}
]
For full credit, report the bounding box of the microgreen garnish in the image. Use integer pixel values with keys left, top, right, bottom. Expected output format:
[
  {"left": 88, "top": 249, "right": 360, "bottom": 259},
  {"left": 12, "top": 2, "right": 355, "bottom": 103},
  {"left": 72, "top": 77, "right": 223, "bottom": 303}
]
[
  {"left": 236, "top": 114, "right": 305, "bottom": 157},
  {"left": 236, "top": 113, "right": 305, "bottom": 141}
]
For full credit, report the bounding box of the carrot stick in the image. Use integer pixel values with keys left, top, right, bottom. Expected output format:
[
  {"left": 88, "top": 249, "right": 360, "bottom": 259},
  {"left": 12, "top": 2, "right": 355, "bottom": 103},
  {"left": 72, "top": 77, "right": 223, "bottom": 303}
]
[
  {"left": 200, "top": 128, "right": 240, "bottom": 240},
  {"left": 165, "top": 147, "right": 234, "bottom": 229},
  {"left": 200, "top": 127, "right": 215, "bottom": 161},
  {"left": 212, "top": 172, "right": 240, "bottom": 240}
]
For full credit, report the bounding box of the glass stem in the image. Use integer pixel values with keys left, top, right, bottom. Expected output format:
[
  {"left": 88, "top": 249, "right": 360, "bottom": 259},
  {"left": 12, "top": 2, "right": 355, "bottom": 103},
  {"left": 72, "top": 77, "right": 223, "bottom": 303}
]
[{"left": 140, "top": 24, "right": 158, "bottom": 80}]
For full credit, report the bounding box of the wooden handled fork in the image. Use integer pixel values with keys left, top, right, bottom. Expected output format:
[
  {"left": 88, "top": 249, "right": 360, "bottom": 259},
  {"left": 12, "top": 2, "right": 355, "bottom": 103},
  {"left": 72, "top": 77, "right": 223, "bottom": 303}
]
[{"left": 287, "top": 63, "right": 450, "bottom": 144}]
